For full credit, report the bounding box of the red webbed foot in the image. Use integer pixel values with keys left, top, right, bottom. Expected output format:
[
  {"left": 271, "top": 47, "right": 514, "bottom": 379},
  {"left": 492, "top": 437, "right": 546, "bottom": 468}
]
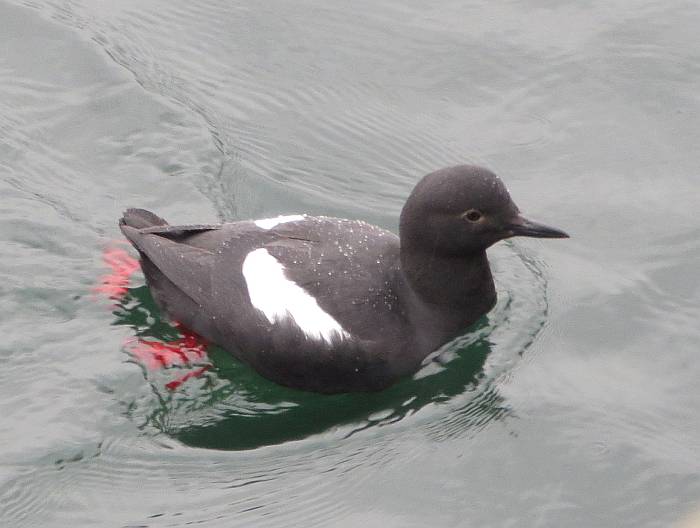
[
  {"left": 125, "top": 325, "right": 211, "bottom": 390},
  {"left": 93, "top": 242, "right": 140, "bottom": 300}
]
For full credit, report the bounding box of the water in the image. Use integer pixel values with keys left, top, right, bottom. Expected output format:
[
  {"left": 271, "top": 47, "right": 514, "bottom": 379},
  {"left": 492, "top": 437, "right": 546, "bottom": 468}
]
[{"left": 1, "top": 0, "right": 699, "bottom": 526}]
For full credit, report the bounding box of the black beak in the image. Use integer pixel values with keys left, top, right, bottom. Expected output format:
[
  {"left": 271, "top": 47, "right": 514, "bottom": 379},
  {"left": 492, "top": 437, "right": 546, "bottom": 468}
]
[{"left": 507, "top": 215, "right": 569, "bottom": 239}]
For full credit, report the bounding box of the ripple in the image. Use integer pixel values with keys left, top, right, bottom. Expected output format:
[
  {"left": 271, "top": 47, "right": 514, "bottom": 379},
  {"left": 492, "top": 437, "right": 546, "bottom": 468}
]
[
  {"left": 14, "top": 0, "right": 557, "bottom": 221},
  {"left": 5, "top": 0, "right": 697, "bottom": 525}
]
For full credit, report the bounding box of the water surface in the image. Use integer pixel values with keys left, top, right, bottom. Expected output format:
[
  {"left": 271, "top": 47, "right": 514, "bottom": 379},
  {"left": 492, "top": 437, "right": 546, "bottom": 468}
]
[{"left": 1, "top": 0, "right": 699, "bottom": 526}]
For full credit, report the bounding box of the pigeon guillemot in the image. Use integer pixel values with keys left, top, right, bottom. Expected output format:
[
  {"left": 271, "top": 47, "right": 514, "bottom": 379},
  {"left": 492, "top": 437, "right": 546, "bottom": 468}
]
[{"left": 119, "top": 165, "right": 568, "bottom": 393}]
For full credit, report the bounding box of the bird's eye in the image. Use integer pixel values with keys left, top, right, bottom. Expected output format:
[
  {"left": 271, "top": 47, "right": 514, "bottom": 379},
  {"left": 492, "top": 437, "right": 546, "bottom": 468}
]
[{"left": 463, "top": 209, "right": 483, "bottom": 222}]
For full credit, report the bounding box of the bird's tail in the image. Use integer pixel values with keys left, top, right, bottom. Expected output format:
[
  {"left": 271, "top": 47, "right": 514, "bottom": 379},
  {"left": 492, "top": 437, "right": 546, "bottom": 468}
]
[{"left": 119, "top": 208, "right": 168, "bottom": 230}]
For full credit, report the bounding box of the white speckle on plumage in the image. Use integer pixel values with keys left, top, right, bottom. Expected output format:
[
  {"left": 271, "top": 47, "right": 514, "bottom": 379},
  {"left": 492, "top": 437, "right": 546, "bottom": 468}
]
[
  {"left": 254, "top": 215, "right": 305, "bottom": 230},
  {"left": 242, "top": 248, "right": 350, "bottom": 343}
]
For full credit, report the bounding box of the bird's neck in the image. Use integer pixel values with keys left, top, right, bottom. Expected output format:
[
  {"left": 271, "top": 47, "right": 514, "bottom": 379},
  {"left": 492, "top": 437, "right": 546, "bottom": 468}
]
[{"left": 398, "top": 248, "right": 497, "bottom": 344}]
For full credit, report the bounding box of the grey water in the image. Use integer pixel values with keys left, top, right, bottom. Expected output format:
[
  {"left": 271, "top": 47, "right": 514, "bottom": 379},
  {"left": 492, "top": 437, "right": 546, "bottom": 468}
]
[{"left": 1, "top": 0, "right": 699, "bottom": 526}]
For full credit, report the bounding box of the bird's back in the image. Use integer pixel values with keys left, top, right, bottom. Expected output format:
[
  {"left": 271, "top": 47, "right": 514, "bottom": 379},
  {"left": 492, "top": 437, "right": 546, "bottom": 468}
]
[{"left": 120, "top": 210, "right": 416, "bottom": 392}]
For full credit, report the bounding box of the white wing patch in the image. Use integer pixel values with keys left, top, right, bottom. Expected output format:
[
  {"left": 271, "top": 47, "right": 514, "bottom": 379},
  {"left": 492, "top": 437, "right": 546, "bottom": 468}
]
[
  {"left": 242, "top": 248, "right": 350, "bottom": 343},
  {"left": 254, "top": 215, "right": 305, "bottom": 230}
]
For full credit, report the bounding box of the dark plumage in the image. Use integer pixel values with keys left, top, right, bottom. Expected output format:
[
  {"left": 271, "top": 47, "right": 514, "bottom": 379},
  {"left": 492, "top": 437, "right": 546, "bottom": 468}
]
[{"left": 119, "top": 165, "right": 568, "bottom": 393}]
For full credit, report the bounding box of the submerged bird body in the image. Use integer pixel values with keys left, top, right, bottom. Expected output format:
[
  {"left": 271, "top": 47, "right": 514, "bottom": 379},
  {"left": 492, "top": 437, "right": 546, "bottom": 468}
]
[{"left": 120, "top": 166, "right": 568, "bottom": 393}]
